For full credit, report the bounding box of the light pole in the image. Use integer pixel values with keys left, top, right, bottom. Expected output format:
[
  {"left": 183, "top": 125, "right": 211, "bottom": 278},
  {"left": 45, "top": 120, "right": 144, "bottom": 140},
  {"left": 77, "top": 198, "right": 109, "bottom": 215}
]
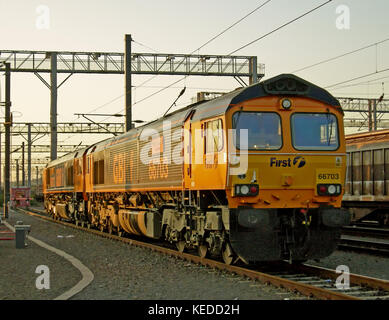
[{"left": 1, "top": 62, "right": 11, "bottom": 218}]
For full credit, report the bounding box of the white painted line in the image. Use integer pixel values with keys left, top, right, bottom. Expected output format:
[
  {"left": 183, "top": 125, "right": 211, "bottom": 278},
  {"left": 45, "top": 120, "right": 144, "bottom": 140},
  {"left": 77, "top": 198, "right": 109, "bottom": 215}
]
[{"left": 4, "top": 220, "right": 94, "bottom": 300}]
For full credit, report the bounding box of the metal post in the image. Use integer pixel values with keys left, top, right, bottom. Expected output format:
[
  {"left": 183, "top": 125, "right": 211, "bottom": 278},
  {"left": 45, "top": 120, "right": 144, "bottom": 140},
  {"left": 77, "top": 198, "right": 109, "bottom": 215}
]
[
  {"left": 249, "top": 56, "right": 258, "bottom": 85},
  {"left": 22, "top": 142, "right": 25, "bottom": 186},
  {"left": 3, "top": 63, "right": 11, "bottom": 218},
  {"left": 27, "top": 124, "right": 31, "bottom": 187},
  {"left": 50, "top": 53, "right": 58, "bottom": 160},
  {"left": 16, "top": 159, "right": 19, "bottom": 188},
  {"left": 373, "top": 99, "right": 377, "bottom": 131},
  {"left": 36, "top": 166, "right": 39, "bottom": 188},
  {"left": 368, "top": 99, "right": 373, "bottom": 132},
  {"left": 125, "top": 34, "right": 132, "bottom": 131}
]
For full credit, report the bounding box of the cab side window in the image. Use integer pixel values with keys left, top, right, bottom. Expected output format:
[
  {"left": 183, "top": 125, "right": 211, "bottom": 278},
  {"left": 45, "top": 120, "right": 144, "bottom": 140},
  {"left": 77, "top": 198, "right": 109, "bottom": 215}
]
[{"left": 205, "top": 119, "right": 223, "bottom": 153}]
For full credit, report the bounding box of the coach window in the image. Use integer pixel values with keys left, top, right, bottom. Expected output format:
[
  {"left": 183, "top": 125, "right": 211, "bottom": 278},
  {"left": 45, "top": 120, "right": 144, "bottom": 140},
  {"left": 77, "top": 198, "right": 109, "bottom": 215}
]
[{"left": 205, "top": 119, "right": 223, "bottom": 153}]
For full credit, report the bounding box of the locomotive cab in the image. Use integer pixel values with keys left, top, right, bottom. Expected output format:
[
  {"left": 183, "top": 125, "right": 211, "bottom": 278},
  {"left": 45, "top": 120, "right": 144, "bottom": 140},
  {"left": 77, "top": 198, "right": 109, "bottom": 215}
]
[{"left": 224, "top": 75, "right": 350, "bottom": 262}]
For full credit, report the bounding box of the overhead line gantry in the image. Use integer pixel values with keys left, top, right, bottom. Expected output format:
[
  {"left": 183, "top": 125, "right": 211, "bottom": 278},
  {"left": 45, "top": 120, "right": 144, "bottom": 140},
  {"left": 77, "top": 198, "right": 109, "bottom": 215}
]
[{"left": 0, "top": 36, "right": 264, "bottom": 161}]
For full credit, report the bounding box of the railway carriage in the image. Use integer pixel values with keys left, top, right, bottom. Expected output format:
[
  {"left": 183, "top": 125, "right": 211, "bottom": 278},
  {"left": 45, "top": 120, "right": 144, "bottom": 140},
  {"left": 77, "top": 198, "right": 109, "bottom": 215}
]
[
  {"left": 43, "top": 74, "right": 350, "bottom": 264},
  {"left": 344, "top": 130, "right": 389, "bottom": 226}
]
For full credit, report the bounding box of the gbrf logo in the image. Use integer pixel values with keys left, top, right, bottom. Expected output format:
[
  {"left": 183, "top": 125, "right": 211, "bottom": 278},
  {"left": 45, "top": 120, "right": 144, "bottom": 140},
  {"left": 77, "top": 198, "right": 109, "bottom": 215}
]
[
  {"left": 293, "top": 156, "right": 306, "bottom": 168},
  {"left": 270, "top": 156, "right": 306, "bottom": 168}
]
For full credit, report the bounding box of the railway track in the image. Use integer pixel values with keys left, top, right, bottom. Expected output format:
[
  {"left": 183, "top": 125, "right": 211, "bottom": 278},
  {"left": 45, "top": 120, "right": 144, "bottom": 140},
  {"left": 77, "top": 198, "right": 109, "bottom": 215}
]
[
  {"left": 16, "top": 207, "right": 389, "bottom": 300},
  {"left": 340, "top": 226, "right": 389, "bottom": 256}
]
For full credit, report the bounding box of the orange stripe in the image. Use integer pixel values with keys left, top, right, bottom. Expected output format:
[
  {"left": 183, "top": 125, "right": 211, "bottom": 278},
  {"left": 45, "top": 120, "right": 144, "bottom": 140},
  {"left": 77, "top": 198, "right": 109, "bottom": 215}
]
[{"left": 90, "top": 186, "right": 183, "bottom": 193}]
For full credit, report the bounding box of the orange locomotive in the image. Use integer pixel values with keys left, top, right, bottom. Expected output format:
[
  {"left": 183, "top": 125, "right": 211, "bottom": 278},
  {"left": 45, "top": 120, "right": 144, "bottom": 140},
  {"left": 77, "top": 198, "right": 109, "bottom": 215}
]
[{"left": 43, "top": 74, "right": 350, "bottom": 264}]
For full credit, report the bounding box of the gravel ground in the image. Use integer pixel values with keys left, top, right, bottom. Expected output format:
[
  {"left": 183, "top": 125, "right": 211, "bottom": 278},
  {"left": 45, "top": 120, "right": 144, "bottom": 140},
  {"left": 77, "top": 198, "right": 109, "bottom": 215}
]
[
  {"left": 3, "top": 208, "right": 388, "bottom": 300},
  {"left": 2, "top": 209, "right": 303, "bottom": 300},
  {"left": 307, "top": 250, "right": 389, "bottom": 280}
]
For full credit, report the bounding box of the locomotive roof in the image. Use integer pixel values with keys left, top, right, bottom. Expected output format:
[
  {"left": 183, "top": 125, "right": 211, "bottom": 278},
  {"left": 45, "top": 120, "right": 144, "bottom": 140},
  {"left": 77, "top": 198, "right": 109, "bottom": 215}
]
[
  {"left": 45, "top": 150, "right": 79, "bottom": 168},
  {"left": 45, "top": 74, "right": 341, "bottom": 166},
  {"left": 190, "top": 73, "right": 341, "bottom": 121}
]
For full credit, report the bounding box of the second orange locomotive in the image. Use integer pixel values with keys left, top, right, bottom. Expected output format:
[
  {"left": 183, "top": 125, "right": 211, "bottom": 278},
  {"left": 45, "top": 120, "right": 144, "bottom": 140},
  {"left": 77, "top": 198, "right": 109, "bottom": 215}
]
[{"left": 43, "top": 74, "right": 350, "bottom": 264}]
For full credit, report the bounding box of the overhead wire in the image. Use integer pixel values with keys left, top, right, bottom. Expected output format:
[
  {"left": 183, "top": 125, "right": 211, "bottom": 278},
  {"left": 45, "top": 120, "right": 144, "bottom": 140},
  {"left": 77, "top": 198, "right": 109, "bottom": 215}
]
[
  {"left": 329, "top": 91, "right": 385, "bottom": 96},
  {"left": 195, "top": 0, "right": 272, "bottom": 52},
  {"left": 291, "top": 37, "right": 389, "bottom": 74},
  {"left": 327, "top": 75, "right": 389, "bottom": 91},
  {"left": 100, "top": 0, "right": 274, "bottom": 122},
  {"left": 70, "top": 0, "right": 333, "bottom": 131},
  {"left": 146, "top": 0, "right": 331, "bottom": 116},
  {"left": 134, "top": 0, "right": 274, "bottom": 113},
  {"left": 132, "top": 40, "right": 159, "bottom": 53},
  {"left": 325, "top": 67, "right": 389, "bottom": 89},
  {"left": 81, "top": 94, "right": 124, "bottom": 116},
  {"left": 79, "top": 39, "right": 161, "bottom": 117},
  {"left": 228, "top": 0, "right": 332, "bottom": 55}
]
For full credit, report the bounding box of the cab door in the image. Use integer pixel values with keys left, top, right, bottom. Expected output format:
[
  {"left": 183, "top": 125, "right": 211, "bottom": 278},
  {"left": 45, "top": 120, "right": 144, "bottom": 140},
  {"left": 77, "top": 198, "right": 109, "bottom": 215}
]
[
  {"left": 183, "top": 110, "right": 195, "bottom": 188},
  {"left": 192, "top": 117, "right": 227, "bottom": 189}
]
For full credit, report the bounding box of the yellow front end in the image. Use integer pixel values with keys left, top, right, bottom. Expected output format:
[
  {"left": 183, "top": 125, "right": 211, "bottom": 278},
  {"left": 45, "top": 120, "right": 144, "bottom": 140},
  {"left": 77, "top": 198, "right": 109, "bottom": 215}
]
[
  {"left": 229, "top": 153, "right": 346, "bottom": 209},
  {"left": 226, "top": 96, "right": 347, "bottom": 209},
  {"left": 225, "top": 95, "right": 350, "bottom": 262}
]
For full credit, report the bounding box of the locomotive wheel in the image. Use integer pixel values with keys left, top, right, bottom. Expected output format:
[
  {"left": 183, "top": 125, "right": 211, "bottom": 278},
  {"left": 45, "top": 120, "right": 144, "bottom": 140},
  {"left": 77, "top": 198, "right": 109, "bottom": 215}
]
[
  {"left": 222, "top": 243, "right": 234, "bottom": 265},
  {"left": 99, "top": 225, "right": 105, "bottom": 232},
  {"left": 198, "top": 245, "right": 208, "bottom": 259},
  {"left": 176, "top": 241, "right": 186, "bottom": 253}
]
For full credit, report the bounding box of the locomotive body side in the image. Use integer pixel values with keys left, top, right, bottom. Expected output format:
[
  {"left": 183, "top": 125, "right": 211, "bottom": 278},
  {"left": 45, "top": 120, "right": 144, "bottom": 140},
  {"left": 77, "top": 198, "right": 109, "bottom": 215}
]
[
  {"left": 43, "top": 74, "right": 351, "bottom": 263},
  {"left": 43, "top": 151, "right": 79, "bottom": 219}
]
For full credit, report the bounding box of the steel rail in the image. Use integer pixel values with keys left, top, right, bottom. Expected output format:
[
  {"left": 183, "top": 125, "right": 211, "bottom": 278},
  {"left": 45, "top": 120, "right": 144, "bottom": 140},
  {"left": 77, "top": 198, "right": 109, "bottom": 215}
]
[
  {"left": 291, "top": 263, "right": 389, "bottom": 292},
  {"left": 16, "top": 207, "right": 389, "bottom": 300},
  {"left": 342, "top": 226, "right": 389, "bottom": 239},
  {"left": 339, "top": 226, "right": 389, "bottom": 256}
]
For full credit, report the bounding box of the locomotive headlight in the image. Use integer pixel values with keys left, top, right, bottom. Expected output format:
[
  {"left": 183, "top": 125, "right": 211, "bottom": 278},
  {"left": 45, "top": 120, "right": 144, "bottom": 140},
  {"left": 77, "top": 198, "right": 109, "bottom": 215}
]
[
  {"left": 240, "top": 185, "right": 250, "bottom": 195},
  {"left": 281, "top": 98, "right": 292, "bottom": 110},
  {"left": 234, "top": 184, "right": 259, "bottom": 197},
  {"left": 317, "top": 183, "right": 342, "bottom": 196},
  {"left": 327, "top": 184, "right": 337, "bottom": 195}
]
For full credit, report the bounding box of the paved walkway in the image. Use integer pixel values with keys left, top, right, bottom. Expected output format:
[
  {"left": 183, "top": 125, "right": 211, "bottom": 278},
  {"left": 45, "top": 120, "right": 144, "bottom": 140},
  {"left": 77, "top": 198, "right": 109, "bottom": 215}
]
[{"left": 0, "top": 209, "right": 93, "bottom": 300}]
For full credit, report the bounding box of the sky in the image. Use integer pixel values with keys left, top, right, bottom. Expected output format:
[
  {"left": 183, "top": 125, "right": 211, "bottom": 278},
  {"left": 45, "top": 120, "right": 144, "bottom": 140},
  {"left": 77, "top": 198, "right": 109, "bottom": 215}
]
[{"left": 1, "top": 0, "right": 389, "bottom": 169}]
